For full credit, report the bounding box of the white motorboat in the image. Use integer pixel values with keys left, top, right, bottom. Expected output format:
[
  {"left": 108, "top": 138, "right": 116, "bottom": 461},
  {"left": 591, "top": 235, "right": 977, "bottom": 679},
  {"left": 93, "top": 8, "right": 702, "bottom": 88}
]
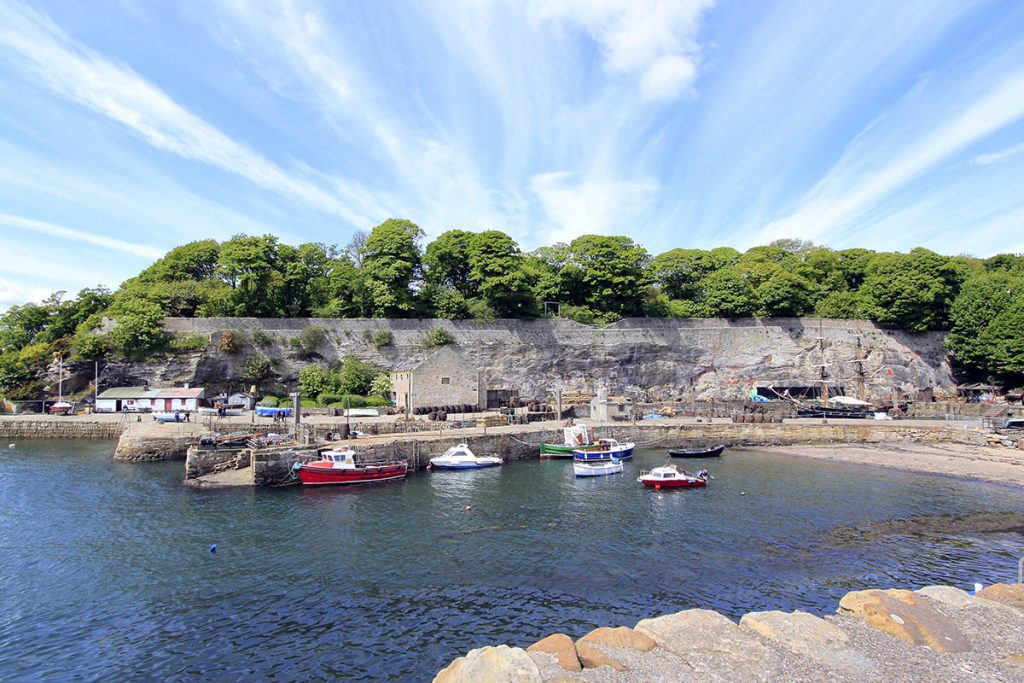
[
  {"left": 638, "top": 463, "right": 710, "bottom": 489},
  {"left": 573, "top": 457, "right": 623, "bottom": 477},
  {"left": 429, "top": 443, "right": 502, "bottom": 470}
]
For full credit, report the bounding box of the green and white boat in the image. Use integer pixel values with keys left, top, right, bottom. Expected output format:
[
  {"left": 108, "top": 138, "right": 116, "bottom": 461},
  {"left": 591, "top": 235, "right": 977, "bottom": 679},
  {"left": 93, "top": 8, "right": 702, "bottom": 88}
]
[{"left": 540, "top": 425, "right": 591, "bottom": 459}]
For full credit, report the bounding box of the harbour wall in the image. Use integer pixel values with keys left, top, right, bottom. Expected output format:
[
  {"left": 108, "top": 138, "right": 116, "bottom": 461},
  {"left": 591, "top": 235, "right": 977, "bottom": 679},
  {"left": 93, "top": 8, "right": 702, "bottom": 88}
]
[
  {"left": 0, "top": 419, "right": 124, "bottom": 440},
  {"left": 234, "top": 420, "right": 980, "bottom": 486}
]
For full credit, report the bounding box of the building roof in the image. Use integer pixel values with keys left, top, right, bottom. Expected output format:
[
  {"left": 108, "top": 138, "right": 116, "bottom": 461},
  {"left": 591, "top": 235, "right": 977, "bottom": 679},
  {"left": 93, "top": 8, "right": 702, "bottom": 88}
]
[
  {"left": 390, "top": 346, "right": 464, "bottom": 374},
  {"left": 97, "top": 386, "right": 205, "bottom": 400}
]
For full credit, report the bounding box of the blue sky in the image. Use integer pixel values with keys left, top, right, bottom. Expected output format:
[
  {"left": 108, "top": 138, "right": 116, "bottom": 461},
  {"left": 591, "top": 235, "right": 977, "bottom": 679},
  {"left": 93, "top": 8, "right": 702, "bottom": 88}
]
[{"left": 2, "top": 0, "right": 1024, "bottom": 308}]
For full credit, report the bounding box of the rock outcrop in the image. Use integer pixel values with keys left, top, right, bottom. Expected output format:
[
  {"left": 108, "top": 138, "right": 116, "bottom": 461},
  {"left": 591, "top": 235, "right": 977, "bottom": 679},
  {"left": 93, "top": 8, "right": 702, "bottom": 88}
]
[{"left": 439, "top": 583, "right": 1024, "bottom": 681}]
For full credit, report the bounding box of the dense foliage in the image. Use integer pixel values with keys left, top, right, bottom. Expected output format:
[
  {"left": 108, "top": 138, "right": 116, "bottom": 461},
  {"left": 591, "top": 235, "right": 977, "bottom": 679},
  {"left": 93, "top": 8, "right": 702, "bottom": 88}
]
[{"left": 2, "top": 219, "right": 1023, "bottom": 397}]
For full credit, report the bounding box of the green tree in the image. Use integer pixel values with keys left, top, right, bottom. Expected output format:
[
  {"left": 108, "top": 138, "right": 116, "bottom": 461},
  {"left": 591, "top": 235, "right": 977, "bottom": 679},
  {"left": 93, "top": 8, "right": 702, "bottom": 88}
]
[
  {"left": 108, "top": 298, "right": 166, "bottom": 357},
  {"left": 217, "top": 234, "right": 282, "bottom": 317},
  {"left": 336, "top": 355, "right": 383, "bottom": 395},
  {"left": 698, "top": 267, "right": 755, "bottom": 318},
  {"left": 861, "top": 248, "right": 966, "bottom": 331},
  {"left": 361, "top": 219, "right": 423, "bottom": 317},
  {"left": 753, "top": 268, "right": 814, "bottom": 317},
  {"left": 648, "top": 248, "right": 732, "bottom": 300},
  {"left": 467, "top": 230, "right": 535, "bottom": 317},
  {"left": 424, "top": 230, "right": 475, "bottom": 297},
  {"left": 946, "top": 272, "right": 1024, "bottom": 376},
  {"left": 298, "top": 365, "right": 329, "bottom": 399},
  {"left": 369, "top": 372, "right": 392, "bottom": 400},
  {"left": 561, "top": 235, "right": 649, "bottom": 316}
]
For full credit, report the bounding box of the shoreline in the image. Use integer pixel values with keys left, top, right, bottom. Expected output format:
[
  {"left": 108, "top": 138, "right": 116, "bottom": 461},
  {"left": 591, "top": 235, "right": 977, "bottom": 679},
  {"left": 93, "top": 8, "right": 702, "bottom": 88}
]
[{"left": 762, "top": 442, "right": 1024, "bottom": 488}]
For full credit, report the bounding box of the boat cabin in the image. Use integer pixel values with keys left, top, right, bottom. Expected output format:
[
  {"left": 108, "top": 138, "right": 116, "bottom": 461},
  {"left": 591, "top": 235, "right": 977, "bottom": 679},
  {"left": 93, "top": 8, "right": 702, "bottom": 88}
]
[{"left": 316, "top": 449, "right": 357, "bottom": 468}]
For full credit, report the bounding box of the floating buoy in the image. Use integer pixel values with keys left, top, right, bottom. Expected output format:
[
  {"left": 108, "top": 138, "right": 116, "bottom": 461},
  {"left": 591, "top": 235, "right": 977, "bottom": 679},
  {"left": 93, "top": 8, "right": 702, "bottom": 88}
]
[
  {"left": 7, "top": 444, "right": 14, "bottom": 449},
  {"left": 740, "top": 491, "right": 746, "bottom": 496},
  {"left": 463, "top": 506, "right": 472, "bottom": 512},
  {"left": 210, "top": 544, "right": 218, "bottom": 553}
]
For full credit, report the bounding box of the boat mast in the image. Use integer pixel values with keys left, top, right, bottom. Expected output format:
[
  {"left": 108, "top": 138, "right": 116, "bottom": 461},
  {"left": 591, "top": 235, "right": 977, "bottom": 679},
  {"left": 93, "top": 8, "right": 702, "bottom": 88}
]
[
  {"left": 817, "top": 319, "right": 828, "bottom": 407},
  {"left": 855, "top": 335, "right": 867, "bottom": 403}
]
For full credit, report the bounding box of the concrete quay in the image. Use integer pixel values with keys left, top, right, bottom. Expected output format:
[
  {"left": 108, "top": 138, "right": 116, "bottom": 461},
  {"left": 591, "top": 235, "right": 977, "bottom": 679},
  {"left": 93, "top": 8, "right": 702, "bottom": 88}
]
[{"left": 434, "top": 583, "right": 1024, "bottom": 682}]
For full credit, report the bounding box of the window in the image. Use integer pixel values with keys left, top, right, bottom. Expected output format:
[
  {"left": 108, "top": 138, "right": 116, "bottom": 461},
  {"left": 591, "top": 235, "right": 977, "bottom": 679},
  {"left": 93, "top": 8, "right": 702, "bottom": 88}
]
[{"left": 440, "top": 377, "right": 450, "bottom": 385}]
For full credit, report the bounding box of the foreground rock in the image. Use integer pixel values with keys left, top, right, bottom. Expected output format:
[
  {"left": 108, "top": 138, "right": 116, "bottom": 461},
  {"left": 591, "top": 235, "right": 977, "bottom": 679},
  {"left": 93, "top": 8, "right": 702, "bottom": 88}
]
[
  {"left": 437, "top": 584, "right": 1024, "bottom": 681},
  {"left": 837, "top": 588, "right": 972, "bottom": 652},
  {"left": 433, "top": 645, "right": 541, "bottom": 683}
]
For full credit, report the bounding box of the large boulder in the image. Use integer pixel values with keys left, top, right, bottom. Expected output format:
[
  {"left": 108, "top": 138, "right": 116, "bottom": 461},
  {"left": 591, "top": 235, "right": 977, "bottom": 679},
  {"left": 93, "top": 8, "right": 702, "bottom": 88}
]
[
  {"left": 837, "top": 589, "right": 972, "bottom": 652},
  {"left": 526, "top": 633, "right": 580, "bottom": 673},
  {"left": 976, "top": 583, "right": 1024, "bottom": 611},
  {"left": 577, "top": 626, "right": 657, "bottom": 652},
  {"left": 574, "top": 642, "right": 626, "bottom": 671},
  {"left": 914, "top": 585, "right": 979, "bottom": 610},
  {"left": 433, "top": 645, "right": 542, "bottom": 683},
  {"left": 740, "top": 610, "right": 849, "bottom": 655},
  {"left": 636, "top": 609, "right": 768, "bottom": 672}
]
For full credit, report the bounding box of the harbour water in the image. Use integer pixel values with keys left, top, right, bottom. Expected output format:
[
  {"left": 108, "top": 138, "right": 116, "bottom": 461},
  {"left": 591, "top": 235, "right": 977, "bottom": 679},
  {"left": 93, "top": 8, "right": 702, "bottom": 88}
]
[{"left": 2, "top": 440, "right": 1022, "bottom": 680}]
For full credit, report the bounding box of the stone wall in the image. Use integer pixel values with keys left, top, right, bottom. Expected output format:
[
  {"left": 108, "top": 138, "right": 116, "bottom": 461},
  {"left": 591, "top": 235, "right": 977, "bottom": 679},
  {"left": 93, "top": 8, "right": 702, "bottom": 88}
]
[
  {"left": 184, "top": 446, "right": 252, "bottom": 479},
  {"left": 149, "top": 317, "right": 953, "bottom": 403},
  {"left": 0, "top": 419, "right": 124, "bottom": 440}
]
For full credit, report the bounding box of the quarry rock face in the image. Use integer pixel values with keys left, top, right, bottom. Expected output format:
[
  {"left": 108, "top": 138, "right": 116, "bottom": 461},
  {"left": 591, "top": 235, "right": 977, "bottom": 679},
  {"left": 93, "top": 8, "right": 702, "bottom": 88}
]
[{"left": 139, "top": 317, "right": 951, "bottom": 401}]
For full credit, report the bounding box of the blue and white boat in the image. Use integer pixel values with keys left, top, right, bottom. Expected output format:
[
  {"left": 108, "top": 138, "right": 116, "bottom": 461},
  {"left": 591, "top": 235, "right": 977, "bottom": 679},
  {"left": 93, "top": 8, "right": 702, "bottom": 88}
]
[
  {"left": 429, "top": 444, "right": 503, "bottom": 470},
  {"left": 573, "top": 457, "right": 624, "bottom": 477},
  {"left": 572, "top": 438, "right": 634, "bottom": 461}
]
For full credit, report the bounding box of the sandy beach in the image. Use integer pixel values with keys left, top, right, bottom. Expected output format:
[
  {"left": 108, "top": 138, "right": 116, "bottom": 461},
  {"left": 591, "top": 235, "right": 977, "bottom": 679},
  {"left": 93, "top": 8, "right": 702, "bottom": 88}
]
[{"left": 769, "top": 442, "right": 1024, "bottom": 487}]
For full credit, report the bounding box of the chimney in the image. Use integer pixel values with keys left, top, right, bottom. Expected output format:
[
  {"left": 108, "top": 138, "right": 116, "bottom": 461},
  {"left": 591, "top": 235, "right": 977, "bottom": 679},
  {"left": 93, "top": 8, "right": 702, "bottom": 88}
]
[{"left": 184, "top": 382, "right": 190, "bottom": 389}]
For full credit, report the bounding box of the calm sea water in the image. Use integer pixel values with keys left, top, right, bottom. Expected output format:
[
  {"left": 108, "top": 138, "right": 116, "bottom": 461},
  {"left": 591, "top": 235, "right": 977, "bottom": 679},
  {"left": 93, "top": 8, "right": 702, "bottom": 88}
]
[{"left": 1, "top": 440, "right": 1022, "bottom": 681}]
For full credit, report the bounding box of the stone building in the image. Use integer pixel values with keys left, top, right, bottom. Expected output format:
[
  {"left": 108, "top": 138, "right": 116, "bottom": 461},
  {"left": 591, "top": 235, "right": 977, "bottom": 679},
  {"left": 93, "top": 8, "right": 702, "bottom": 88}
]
[
  {"left": 96, "top": 386, "right": 205, "bottom": 413},
  {"left": 390, "top": 347, "right": 483, "bottom": 416}
]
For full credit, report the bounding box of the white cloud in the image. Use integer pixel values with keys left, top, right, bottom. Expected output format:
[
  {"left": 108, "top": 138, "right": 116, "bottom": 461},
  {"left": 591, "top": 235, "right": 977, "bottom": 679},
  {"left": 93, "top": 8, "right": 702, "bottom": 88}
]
[
  {"left": 0, "top": 277, "right": 51, "bottom": 310},
  {"left": 753, "top": 67, "right": 1024, "bottom": 245},
  {"left": 529, "top": 0, "right": 713, "bottom": 101},
  {"left": 0, "top": 1, "right": 374, "bottom": 227},
  {"left": 529, "top": 171, "right": 659, "bottom": 243},
  {"left": 0, "top": 212, "right": 164, "bottom": 259},
  {"left": 970, "top": 141, "right": 1024, "bottom": 166}
]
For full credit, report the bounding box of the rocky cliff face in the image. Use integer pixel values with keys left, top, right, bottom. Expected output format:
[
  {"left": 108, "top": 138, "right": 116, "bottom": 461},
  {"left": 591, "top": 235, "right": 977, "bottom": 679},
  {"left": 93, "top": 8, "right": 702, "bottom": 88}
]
[{"left": 106, "top": 317, "right": 955, "bottom": 402}]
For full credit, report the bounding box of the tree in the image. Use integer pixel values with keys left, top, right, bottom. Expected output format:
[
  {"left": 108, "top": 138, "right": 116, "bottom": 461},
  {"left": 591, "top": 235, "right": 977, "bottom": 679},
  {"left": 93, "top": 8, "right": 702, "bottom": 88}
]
[
  {"left": 370, "top": 373, "right": 392, "bottom": 399},
  {"left": 753, "top": 268, "right": 814, "bottom": 317},
  {"left": 946, "top": 272, "right": 1024, "bottom": 377},
  {"left": 861, "top": 248, "right": 966, "bottom": 331},
  {"left": 467, "top": 230, "right": 535, "bottom": 317},
  {"left": 108, "top": 298, "right": 166, "bottom": 357},
  {"left": 648, "top": 248, "right": 731, "bottom": 300},
  {"left": 361, "top": 219, "right": 423, "bottom": 317},
  {"left": 424, "top": 230, "right": 476, "bottom": 297},
  {"left": 560, "top": 235, "right": 649, "bottom": 316},
  {"left": 217, "top": 234, "right": 282, "bottom": 317},
  {"left": 336, "top": 355, "right": 383, "bottom": 395},
  {"left": 698, "top": 267, "right": 755, "bottom": 318},
  {"left": 298, "top": 365, "right": 329, "bottom": 399}
]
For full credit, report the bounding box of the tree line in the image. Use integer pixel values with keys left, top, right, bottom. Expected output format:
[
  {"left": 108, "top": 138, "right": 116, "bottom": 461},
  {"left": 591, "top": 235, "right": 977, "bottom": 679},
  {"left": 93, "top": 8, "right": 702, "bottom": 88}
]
[{"left": 1, "top": 218, "right": 1022, "bottom": 399}]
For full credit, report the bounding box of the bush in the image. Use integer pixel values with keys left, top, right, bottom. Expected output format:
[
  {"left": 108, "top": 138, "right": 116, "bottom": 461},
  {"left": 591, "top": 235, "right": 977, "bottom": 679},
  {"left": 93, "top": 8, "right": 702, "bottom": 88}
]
[
  {"left": 372, "top": 330, "right": 393, "bottom": 348},
  {"left": 298, "top": 325, "right": 327, "bottom": 352},
  {"left": 425, "top": 327, "right": 454, "bottom": 347},
  {"left": 72, "top": 332, "right": 108, "bottom": 359},
  {"left": 218, "top": 330, "right": 246, "bottom": 354},
  {"left": 259, "top": 396, "right": 279, "bottom": 407},
  {"left": 298, "top": 364, "right": 329, "bottom": 399},
  {"left": 108, "top": 298, "right": 166, "bottom": 358},
  {"left": 370, "top": 372, "right": 391, "bottom": 399},
  {"left": 169, "top": 333, "right": 208, "bottom": 352},
  {"left": 251, "top": 329, "right": 273, "bottom": 347},
  {"left": 242, "top": 355, "right": 271, "bottom": 385}
]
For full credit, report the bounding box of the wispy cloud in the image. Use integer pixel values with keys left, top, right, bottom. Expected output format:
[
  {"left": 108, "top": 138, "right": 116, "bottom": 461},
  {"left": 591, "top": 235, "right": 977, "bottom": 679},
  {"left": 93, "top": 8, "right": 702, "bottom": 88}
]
[
  {"left": 0, "top": 212, "right": 164, "bottom": 259},
  {"left": 0, "top": 277, "right": 51, "bottom": 310},
  {"left": 970, "top": 141, "right": 1024, "bottom": 166},
  {"left": 0, "top": 0, "right": 374, "bottom": 227},
  {"left": 751, "top": 64, "right": 1024, "bottom": 245}
]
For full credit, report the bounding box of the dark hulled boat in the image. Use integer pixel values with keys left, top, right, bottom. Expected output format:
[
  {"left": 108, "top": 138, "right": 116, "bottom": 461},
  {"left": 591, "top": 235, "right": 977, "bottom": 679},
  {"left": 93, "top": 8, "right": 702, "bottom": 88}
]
[{"left": 667, "top": 444, "right": 725, "bottom": 458}]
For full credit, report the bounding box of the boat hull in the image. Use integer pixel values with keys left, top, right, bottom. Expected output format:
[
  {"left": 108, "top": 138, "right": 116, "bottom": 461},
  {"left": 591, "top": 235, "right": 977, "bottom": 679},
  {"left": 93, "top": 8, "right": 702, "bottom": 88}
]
[
  {"left": 539, "top": 443, "right": 576, "bottom": 458},
  {"left": 668, "top": 445, "right": 725, "bottom": 458},
  {"left": 572, "top": 445, "right": 634, "bottom": 461},
  {"left": 573, "top": 462, "right": 624, "bottom": 477},
  {"left": 298, "top": 463, "right": 407, "bottom": 486},
  {"left": 638, "top": 477, "right": 707, "bottom": 489},
  {"left": 429, "top": 461, "right": 502, "bottom": 470}
]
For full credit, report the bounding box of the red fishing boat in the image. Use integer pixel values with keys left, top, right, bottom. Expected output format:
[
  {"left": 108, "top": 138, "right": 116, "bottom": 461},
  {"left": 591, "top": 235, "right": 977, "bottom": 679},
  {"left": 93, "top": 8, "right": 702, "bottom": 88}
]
[
  {"left": 295, "top": 448, "right": 407, "bottom": 486},
  {"left": 637, "top": 463, "right": 710, "bottom": 490}
]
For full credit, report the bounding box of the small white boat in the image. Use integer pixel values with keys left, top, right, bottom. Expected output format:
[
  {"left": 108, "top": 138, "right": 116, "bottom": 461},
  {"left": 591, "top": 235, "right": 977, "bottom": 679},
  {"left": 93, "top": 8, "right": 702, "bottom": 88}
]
[
  {"left": 573, "top": 457, "right": 623, "bottom": 477},
  {"left": 638, "top": 463, "right": 710, "bottom": 490},
  {"left": 429, "top": 444, "right": 502, "bottom": 470}
]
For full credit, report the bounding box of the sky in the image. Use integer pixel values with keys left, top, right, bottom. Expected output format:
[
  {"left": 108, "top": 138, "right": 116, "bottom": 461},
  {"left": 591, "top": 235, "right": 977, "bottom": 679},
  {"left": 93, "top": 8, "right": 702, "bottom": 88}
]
[{"left": 1, "top": 0, "right": 1024, "bottom": 309}]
